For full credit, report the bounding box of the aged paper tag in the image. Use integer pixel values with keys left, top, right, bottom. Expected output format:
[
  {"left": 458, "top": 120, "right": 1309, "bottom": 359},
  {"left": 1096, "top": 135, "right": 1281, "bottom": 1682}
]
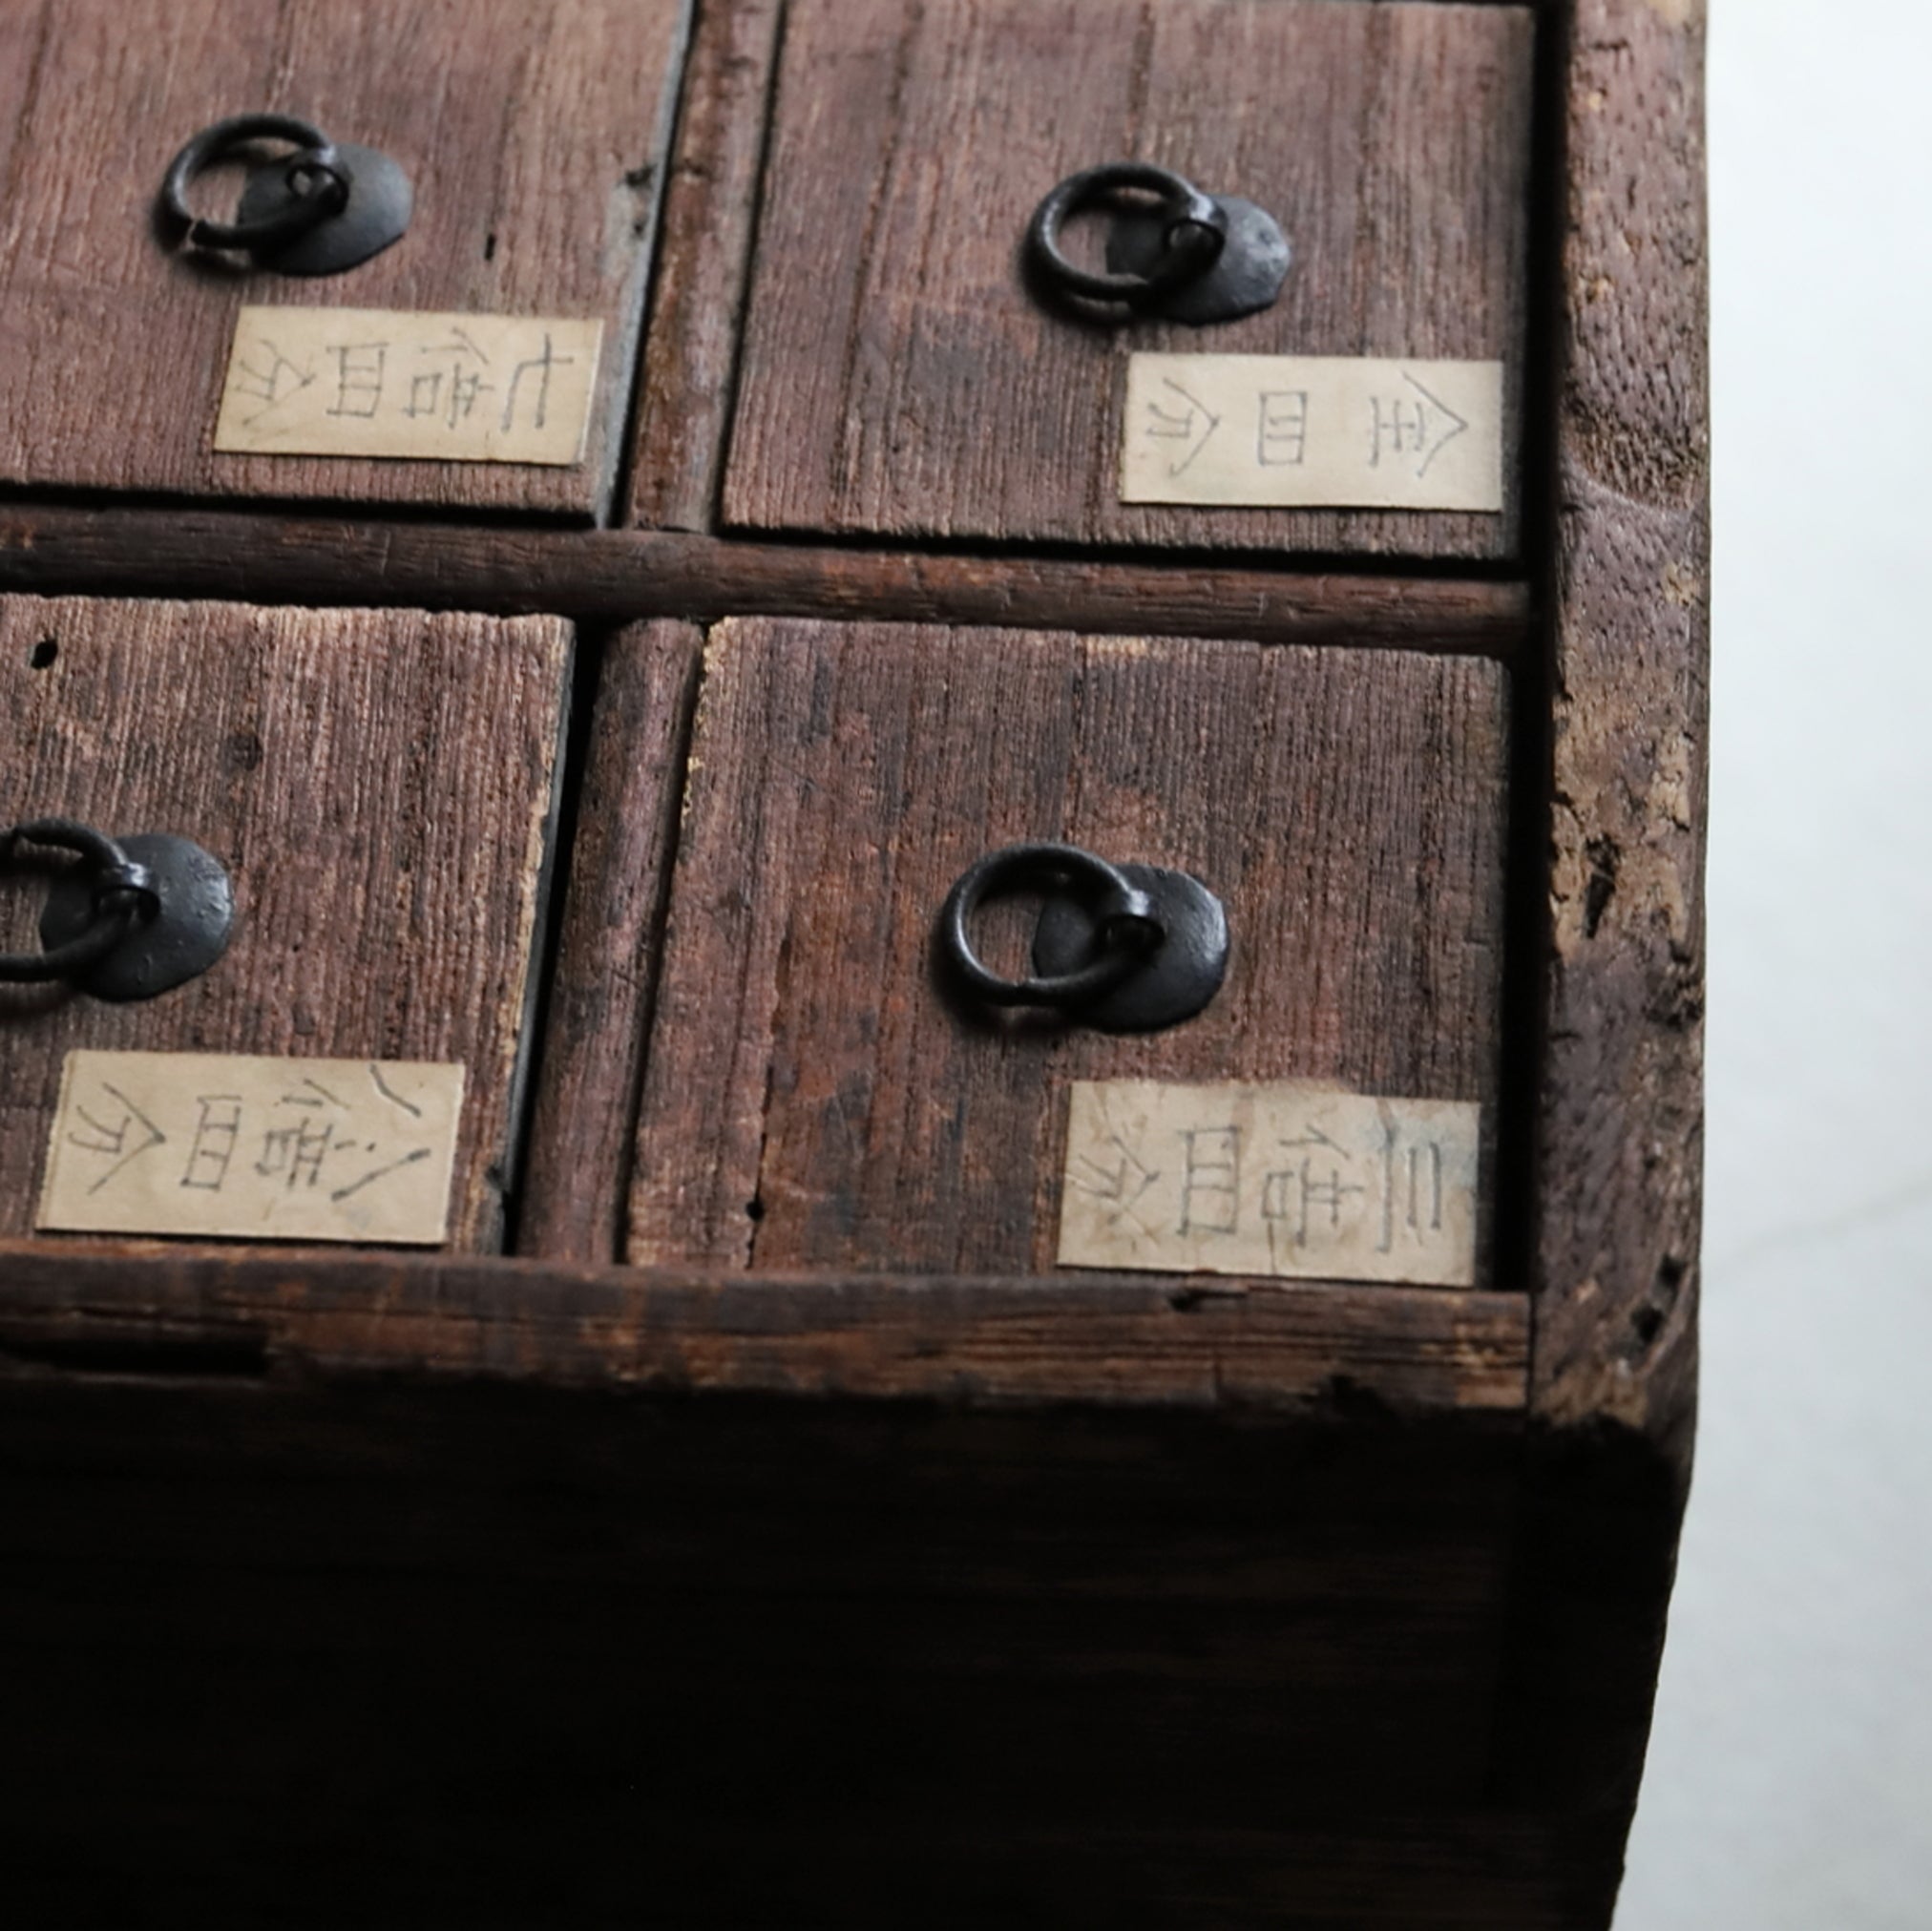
[
  {"left": 1120, "top": 354, "right": 1504, "bottom": 511},
  {"left": 37, "top": 1051, "right": 466, "bottom": 1246},
  {"left": 213, "top": 307, "right": 602, "bottom": 464},
  {"left": 1058, "top": 1081, "right": 1480, "bottom": 1287}
]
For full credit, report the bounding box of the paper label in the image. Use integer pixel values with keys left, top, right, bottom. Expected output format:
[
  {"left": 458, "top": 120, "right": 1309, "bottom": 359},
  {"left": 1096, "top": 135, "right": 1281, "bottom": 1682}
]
[
  {"left": 214, "top": 307, "right": 602, "bottom": 464},
  {"left": 1120, "top": 354, "right": 1505, "bottom": 511},
  {"left": 1057, "top": 1081, "right": 1480, "bottom": 1287},
  {"left": 37, "top": 1052, "right": 466, "bottom": 1246}
]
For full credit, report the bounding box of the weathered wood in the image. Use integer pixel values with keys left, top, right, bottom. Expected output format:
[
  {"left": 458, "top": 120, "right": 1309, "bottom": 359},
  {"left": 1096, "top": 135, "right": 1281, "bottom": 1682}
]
[
  {"left": 0, "top": 7, "right": 1707, "bottom": 1924},
  {"left": 0, "top": 598, "right": 571, "bottom": 1250},
  {"left": 1496, "top": 0, "right": 1709, "bottom": 1868},
  {"left": 0, "top": 1244, "right": 1528, "bottom": 1414},
  {"left": 0, "top": 0, "right": 685, "bottom": 519},
  {"left": 629, "top": 619, "right": 1509, "bottom": 1277},
  {"left": 0, "top": 1330, "right": 1528, "bottom": 1923},
  {"left": 515, "top": 622, "right": 703, "bottom": 1261},
  {"left": 0, "top": 504, "right": 1534, "bottom": 651},
  {"left": 626, "top": 0, "right": 785, "bottom": 531},
  {"left": 726, "top": 0, "right": 1534, "bottom": 558},
  {"left": 1533, "top": 4, "right": 1707, "bottom": 1436}
]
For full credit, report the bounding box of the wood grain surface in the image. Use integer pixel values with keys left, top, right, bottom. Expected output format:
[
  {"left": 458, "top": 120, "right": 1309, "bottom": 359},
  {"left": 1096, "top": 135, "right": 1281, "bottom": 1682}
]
[
  {"left": 1533, "top": 0, "right": 1707, "bottom": 1459},
  {"left": 0, "top": 1243, "right": 1528, "bottom": 1413},
  {"left": 629, "top": 619, "right": 1509, "bottom": 1276},
  {"left": 725, "top": 0, "right": 1533, "bottom": 557},
  {"left": 626, "top": 0, "right": 784, "bottom": 531},
  {"left": 0, "top": 0, "right": 685, "bottom": 518},
  {"left": 0, "top": 504, "right": 1535, "bottom": 652},
  {"left": 515, "top": 621, "right": 703, "bottom": 1262},
  {"left": 0, "top": 597, "right": 571, "bottom": 1250},
  {"left": 1493, "top": 0, "right": 1711, "bottom": 1870},
  {"left": 0, "top": 6, "right": 1711, "bottom": 1922},
  {"left": 0, "top": 1260, "right": 1526, "bottom": 1921}
]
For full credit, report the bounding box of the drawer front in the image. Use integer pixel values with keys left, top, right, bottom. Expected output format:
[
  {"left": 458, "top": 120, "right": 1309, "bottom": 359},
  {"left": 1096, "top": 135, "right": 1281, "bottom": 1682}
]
[
  {"left": 724, "top": 0, "right": 1532, "bottom": 558},
  {"left": 0, "top": 598, "right": 571, "bottom": 1250},
  {"left": 628, "top": 619, "right": 1508, "bottom": 1275},
  {"left": 0, "top": 0, "right": 684, "bottom": 519}
]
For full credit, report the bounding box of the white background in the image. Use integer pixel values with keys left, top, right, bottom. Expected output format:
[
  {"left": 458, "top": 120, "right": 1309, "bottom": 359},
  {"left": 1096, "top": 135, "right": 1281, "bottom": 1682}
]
[{"left": 1613, "top": 3, "right": 1932, "bottom": 1924}]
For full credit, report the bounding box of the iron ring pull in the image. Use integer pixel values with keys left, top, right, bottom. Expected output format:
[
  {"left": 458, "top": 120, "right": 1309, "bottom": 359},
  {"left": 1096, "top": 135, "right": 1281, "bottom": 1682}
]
[
  {"left": 159, "top": 113, "right": 349, "bottom": 254},
  {"left": 939, "top": 843, "right": 1164, "bottom": 1012},
  {"left": 0, "top": 819, "right": 158, "bottom": 986},
  {"left": 1026, "top": 162, "right": 1229, "bottom": 308}
]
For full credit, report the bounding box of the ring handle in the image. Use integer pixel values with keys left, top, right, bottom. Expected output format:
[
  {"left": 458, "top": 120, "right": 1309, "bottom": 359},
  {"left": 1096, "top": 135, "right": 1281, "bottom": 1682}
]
[
  {"left": 1026, "top": 162, "right": 1228, "bottom": 307},
  {"left": 938, "top": 842, "right": 1166, "bottom": 1012},
  {"left": 0, "top": 818, "right": 158, "bottom": 986},
  {"left": 159, "top": 113, "right": 348, "bottom": 253}
]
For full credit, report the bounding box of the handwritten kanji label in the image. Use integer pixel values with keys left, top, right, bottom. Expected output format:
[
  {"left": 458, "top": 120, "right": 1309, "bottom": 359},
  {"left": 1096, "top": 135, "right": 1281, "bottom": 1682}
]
[
  {"left": 213, "top": 308, "right": 602, "bottom": 465},
  {"left": 37, "top": 1052, "right": 466, "bottom": 1245},
  {"left": 1120, "top": 354, "right": 1504, "bottom": 512},
  {"left": 1058, "top": 1081, "right": 1480, "bottom": 1287}
]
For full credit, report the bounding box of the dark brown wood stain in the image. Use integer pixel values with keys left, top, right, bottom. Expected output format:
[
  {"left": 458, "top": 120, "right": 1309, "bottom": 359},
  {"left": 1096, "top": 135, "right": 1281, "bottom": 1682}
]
[
  {"left": 725, "top": 0, "right": 1534, "bottom": 558},
  {"left": 0, "top": 505, "right": 1536, "bottom": 652},
  {"left": 0, "top": 3, "right": 1707, "bottom": 1923},
  {"left": 0, "top": 597, "right": 571, "bottom": 1250},
  {"left": 0, "top": 0, "right": 685, "bottom": 518},
  {"left": 625, "top": 619, "right": 1508, "bottom": 1277}
]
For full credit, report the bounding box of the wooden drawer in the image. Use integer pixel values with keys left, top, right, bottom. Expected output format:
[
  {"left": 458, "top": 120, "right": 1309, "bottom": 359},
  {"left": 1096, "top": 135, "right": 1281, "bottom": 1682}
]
[
  {"left": 0, "top": 597, "right": 571, "bottom": 1251},
  {"left": 0, "top": 3, "right": 1710, "bottom": 1924},
  {"left": 716, "top": 0, "right": 1533, "bottom": 558},
  {"left": 520, "top": 617, "right": 1508, "bottom": 1275},
  {"left": 0, "top": 0, "right": 684, "bottom": 520}
]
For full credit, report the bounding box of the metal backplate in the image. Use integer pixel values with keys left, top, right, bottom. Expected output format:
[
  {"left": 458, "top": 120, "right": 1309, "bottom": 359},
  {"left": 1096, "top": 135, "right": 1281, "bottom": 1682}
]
[
  {"left": 1106, "top": 195, "right": 1292, "bottom": 325},
  {"left": 237, "top": 142, "right": 413, "bottom": 276},
  {"left": 40, "top": 834, "right": 236, "bottom": 1003},
  {"left": 1033, "top": 863, "right": 1228, "bottom": 1033}
]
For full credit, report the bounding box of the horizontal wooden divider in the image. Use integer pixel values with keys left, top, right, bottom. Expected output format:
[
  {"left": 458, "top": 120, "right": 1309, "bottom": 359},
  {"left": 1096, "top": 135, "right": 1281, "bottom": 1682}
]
[
  {"left": 0, "top": 506, "right": 1531, "bottom": 653},
  {"left": 0, "top": 1244, "right": 1527, "bottom": 1417}
]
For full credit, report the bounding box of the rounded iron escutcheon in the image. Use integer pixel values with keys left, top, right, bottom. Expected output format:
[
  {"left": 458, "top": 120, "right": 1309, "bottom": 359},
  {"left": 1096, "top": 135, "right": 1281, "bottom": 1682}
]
[
  {"left": 1103, "top": 193, "right": 1292, "bottom": 327},
  {"left": 1032, "top": 861, "right": 1228, "bottom": 1033},
  {"left": 235, "top": 139, "right": 413, "bottom": 276}
]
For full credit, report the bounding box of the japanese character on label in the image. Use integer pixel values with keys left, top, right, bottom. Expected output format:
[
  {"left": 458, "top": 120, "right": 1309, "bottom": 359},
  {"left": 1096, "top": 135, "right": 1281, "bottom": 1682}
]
[
  {"left": 38, "top": 1052, "right": 465, "bottom": 1246},
  {"left": 1122, "top": 354, "right": 1502, "bottom": 512},
  {"left": 1059, "top": 1081, "right": 1480, "bottom": 1288},
  {"left": 213, "top": 308, "right": 602, "bottom": 467}
]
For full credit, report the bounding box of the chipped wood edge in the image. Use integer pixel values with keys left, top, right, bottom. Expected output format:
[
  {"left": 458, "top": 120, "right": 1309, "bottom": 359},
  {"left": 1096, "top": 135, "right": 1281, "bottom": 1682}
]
[
  {"left": 0, "top": 1244, "right": 1529, "bottom": 1419},
  {"left": 1495, "top": 0, "right": 1711, "bottom": 1871}
]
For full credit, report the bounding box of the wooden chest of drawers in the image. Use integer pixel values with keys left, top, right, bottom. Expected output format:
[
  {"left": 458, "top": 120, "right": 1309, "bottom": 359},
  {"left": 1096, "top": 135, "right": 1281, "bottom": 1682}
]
[{"left": 0, "top": 1, "right": 1706, "bottom": 1922}]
